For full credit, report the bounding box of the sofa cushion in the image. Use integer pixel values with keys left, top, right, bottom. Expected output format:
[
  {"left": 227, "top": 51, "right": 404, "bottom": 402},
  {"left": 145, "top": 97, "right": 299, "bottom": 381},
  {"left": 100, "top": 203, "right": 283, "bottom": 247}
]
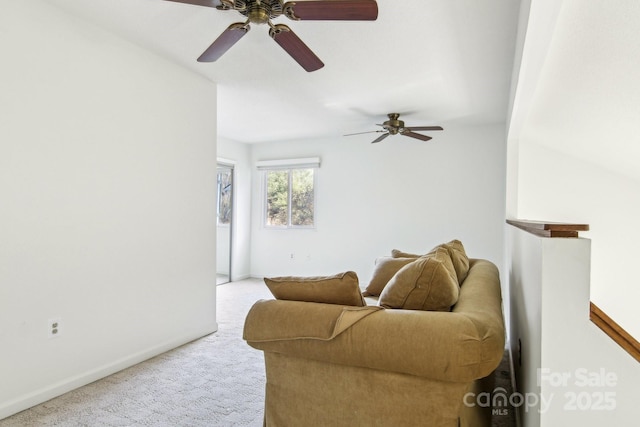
[
  {"left": 264, "top": 271, "right": 366, "bottom": 307},
  {"left": 391, "top": 239, "right": 469, "bottom": 284},
  {"left": 379, "top": 248, "right": 459, "bottom": 311},
  {"left": 441, "top": 239, "right": 469, "bottom": 284},
  {"left": 363, "top": 257, "right": 417, "bottom": 297}
]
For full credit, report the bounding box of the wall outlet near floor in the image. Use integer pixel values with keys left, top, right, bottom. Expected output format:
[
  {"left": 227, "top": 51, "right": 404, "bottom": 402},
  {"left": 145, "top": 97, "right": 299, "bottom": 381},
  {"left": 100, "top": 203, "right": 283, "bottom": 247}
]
[{"left": 48, "top": 317, "right": 61, "bottom": 338}]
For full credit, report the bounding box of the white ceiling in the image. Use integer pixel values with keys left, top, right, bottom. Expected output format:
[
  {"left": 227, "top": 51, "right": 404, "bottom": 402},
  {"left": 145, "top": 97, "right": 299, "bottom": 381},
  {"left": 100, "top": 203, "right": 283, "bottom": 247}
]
[{"left": 46, "top": 0, "right": 521, "bottom": 143}]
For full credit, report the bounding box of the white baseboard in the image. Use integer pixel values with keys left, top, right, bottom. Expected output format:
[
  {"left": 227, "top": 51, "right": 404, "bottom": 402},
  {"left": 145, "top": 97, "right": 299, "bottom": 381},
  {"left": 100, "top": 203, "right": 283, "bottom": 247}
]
[{"left": 0, "top": 322, "right": 218, "bottom": 420}]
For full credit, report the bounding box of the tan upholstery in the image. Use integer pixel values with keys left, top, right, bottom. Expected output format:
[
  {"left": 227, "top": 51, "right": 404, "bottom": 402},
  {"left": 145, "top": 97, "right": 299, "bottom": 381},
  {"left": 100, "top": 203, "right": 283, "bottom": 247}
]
[
  {"left": 264, "top": 271, "right": 366, "bottom": 306},
  {"left": 244, "top": 259, "right": 505, "bottom": 427},
  {"left": 442, "top": 239, "right": 470, "bottom": 283},
  {"left": 392, "top": 239, "right": 470, "bottom": 284},
  {"left": 362, "top": 256, "right": 416, "bottom": 297},
  {"left": 378, "top": 247, "right": 459, "bottom": 311}
]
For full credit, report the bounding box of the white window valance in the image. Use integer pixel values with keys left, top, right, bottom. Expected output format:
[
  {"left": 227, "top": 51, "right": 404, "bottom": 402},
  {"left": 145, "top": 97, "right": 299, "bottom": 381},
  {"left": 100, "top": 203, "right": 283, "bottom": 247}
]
[
  {"left": 256, "top": 157, "right": 321, "bottom": 170},
  {"left": 217, "top": 157, "right": 236, "bottom": 167}
]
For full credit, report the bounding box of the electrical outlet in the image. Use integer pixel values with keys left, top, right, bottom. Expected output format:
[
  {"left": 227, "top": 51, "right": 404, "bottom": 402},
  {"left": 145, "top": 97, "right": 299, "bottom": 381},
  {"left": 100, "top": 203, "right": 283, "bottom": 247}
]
[{"left": 48, "top": 318, "right": 61, "bottom": 338}]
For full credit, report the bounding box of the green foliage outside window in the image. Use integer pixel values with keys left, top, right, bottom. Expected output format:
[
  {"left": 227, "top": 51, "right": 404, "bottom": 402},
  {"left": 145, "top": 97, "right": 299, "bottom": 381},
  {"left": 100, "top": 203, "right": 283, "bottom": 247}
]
[
  {"left": 266, "top": 168, "right": 314, "bottom": 227},
  {"left": 266, "top": 170, "right": 289, "bottom": 226},
  {"left": 291, "top": 169, "right": 314, "bottom": 226}
]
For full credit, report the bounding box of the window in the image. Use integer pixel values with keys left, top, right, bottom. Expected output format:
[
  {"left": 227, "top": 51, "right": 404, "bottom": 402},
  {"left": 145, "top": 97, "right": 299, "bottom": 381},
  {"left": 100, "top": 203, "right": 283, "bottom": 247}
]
[{"left": 258, "top": 157, "right": 319, "bottom": 228}]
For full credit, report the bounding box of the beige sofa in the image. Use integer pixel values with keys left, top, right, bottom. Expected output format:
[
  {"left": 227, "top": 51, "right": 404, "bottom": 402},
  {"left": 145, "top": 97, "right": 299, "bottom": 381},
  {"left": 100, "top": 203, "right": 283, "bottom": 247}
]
[{"left": 243, "top": 257, "right": 505, "bottom": 427}]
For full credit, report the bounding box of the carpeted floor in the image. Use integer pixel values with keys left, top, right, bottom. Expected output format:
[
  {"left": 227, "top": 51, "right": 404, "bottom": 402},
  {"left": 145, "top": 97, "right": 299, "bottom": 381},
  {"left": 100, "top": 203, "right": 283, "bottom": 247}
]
[{"left": 1, "top": 278, "right": 516, "bottom": 427}]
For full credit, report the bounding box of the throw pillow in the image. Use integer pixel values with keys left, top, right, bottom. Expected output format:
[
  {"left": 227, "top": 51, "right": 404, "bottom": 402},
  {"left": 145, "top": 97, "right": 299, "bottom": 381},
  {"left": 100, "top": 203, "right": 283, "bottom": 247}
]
[
  {"left": 264, "top": 271, "right": 366, "bottom": 307},
  {"left": 391, "top": 239, "right": 470, "bottom": 284},
  {"left": 363, "top": 257, "right": 417, "bottom": 297},
  {"left": 378, "top": 248, "right": 459, "bottom": 311},
  {"left": 391, "top": 249, "right": 421, "bottom": 258},
  {"left": 441, "top": 239, "right": 469, "bottom": 284}
]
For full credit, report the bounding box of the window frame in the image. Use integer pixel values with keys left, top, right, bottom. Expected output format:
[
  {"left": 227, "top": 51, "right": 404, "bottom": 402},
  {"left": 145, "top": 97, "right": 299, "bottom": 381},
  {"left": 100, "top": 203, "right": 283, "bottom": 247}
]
[{"left": 262, "top": 166, "right": 317, "bottom": 229}]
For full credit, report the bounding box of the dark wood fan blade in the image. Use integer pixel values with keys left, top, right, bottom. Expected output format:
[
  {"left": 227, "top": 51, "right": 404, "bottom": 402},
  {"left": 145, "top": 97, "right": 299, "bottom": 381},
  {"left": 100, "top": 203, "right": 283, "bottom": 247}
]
[
  {"left": 401, "top": 131, "right": 432, "bottom": 142},
  {"left": 163, "top": 0, "right": 223, "bottom": 8},
  {"left": 372, "top": 133, "right": 390, "bottom": 143},
  {"left": 284, "top": 0, "right": 378, "bottom": 21},
  {"left": 197, "top": 23, "right": 249, "bottom": 62},
  {"left": 270, "top": 25, "right": 324, "bottom": 72},
  {"left": 344, "top": 130, "right": 385, "bottom": 136},
  {"left": 405, "top": 126, "right": 444, "bottom": 131}
]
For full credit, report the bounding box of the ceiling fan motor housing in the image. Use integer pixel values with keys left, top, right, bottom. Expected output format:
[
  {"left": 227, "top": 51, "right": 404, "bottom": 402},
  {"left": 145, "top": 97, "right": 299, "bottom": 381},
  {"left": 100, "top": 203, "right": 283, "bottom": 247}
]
[
  {"left": 384, "top": 113, "right": 404, "bottom": 134},
  {"left": 240, "top": 0, "right": 284, "bottom": 24}
]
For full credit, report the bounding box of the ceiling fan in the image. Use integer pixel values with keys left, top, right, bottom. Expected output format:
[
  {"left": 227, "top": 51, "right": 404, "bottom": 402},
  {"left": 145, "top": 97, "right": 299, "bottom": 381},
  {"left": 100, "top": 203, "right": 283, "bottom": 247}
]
[
  {"left": 165, "top": 0, "right": 379, "bottom": 72},
  {"left": 345, "top": 113, "right": 444, "bottom": 143}
]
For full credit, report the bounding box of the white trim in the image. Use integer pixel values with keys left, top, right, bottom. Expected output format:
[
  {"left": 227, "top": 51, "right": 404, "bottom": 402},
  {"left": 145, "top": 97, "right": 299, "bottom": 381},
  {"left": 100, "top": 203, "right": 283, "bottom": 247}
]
[
  {"left": 217, "top": 157, "right": 236, "bottom": 166},
  {"left": 256, "top": 157, "right": 320, "bottom": 170}
]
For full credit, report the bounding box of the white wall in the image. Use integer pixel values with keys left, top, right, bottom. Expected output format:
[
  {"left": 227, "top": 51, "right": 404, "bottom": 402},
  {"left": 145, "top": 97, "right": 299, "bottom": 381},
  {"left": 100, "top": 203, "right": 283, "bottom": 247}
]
[
  {"left": 510, "top": 0, "right": 640, "bottom": 340},
  {"left": 249, "top": 124, "right": 506, "bottom": 287},
  {"left": 217, "top": 137, "right": 252, "bottom": 281},
  {"left": 0, "top": 0, "right": 217, "bottom": 418},
  {"left": 506, "top": 0, "right": 640, "bottom": 425},
  {"left": 509, "top": 229, "right": 640, "bottom": 427},
  {"left": 505, "top": 0, "right": 563, "bottom": 216},
  {"left": 518, "top": 143, "right": 640, "bottom": 338},
  {"left": 508, "top": 228, "right": 543, "bottom": 427}
]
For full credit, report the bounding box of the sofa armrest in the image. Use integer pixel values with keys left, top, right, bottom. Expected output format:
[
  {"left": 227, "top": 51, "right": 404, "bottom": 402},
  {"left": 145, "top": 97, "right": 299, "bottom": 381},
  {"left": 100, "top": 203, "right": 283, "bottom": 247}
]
[
  {"left": 243, "top": 300, "right": 382, "bottom": 342},
  {"left": 244, "top": 308, "right": 503, "bottom": 383}
]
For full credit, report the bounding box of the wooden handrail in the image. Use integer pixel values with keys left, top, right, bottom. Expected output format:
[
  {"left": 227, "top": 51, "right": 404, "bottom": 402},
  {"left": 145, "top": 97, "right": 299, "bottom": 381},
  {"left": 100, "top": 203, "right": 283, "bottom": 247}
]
[
  {"left": 590, "top": 302, "right": 640, "bottom": 363},
  {"left": 506, "top": 219, "right": 589, "bottom": 238}
]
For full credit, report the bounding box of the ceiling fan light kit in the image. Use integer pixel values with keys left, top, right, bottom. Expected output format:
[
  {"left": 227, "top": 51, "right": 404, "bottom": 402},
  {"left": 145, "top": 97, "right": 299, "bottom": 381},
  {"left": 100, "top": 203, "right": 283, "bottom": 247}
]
[
  {"left": 345, "top": 113, "right": 444, "bottom": 144},
  {"left": 166, "top": 0, "right": 379, "bottom": 72}
]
